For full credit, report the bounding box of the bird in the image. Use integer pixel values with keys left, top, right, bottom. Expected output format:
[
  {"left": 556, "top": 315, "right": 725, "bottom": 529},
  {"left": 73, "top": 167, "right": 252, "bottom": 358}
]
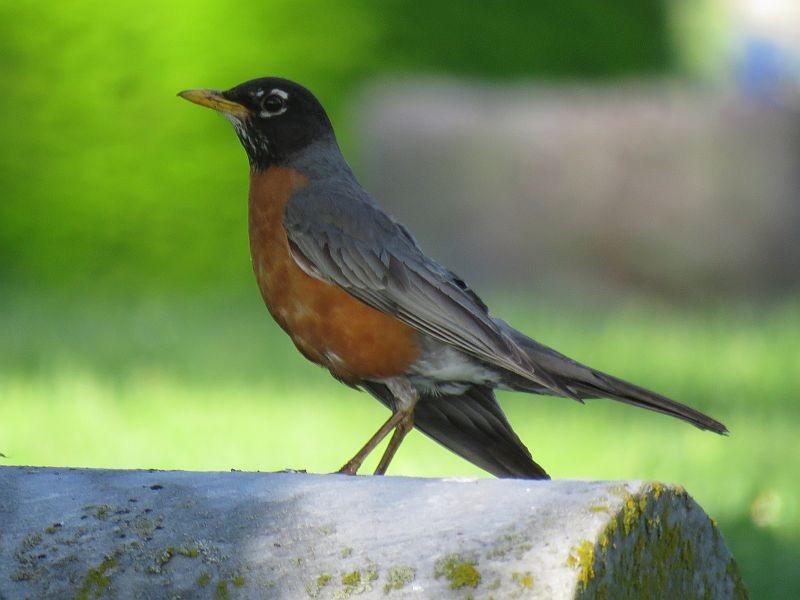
[{"left": 178, "top": 77, "right": 728, "bottom": 479}]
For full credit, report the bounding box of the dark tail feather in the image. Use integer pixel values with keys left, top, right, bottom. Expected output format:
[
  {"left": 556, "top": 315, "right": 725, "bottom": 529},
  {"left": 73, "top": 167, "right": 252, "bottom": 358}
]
[
  {"left": 500, "top": 325, "right": 729, "bottom": 435},
  {"left": 363, "top": 382, "right": 549, "bottom": 479},
  {"left": 574, "top": 370, "right": 728, "bottom": 434}
]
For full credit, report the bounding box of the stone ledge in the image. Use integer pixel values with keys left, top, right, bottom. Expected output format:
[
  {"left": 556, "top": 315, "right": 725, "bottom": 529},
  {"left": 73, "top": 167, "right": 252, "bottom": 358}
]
[{"left": 0, "top": 467, "right": 746, "bottom": 598}]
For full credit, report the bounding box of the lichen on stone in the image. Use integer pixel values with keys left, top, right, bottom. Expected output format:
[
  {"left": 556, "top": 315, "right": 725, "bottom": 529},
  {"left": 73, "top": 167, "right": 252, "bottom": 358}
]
[
  {"left": 434, "top": 553, "right": 481, "bottom": 590},
  {"left": 75, "top": 555, "right": 118, "bottom": 600},
  {"left": 331, "top": 564, "right": 378, "bottom": 598},
  {"left": 650, "top": 482, "right": 665, "bottom": 499},
  {"left": 726, "top": 558, "right": 749, "bottom": 599},
  {"left": 12, "top": 532, "right": 45, "bottom": 582},
  {"left": 305, "top": 572, "right": 333, "bottom": 598},
  {"left": 215, "top": 579, "right": 230, "bottom": 600},
  {"left": 622, "top": 494, "right": 641, "bottom": 535},
  {"left": 486, "top": 529, "right": 533, "bottom": 560},
  {"left": 305, "top": 581, "right": 322, "bottom": 598},
  {"left": 18, "top": 531, "right": 43, "bottom": 553},
  {"left": 383, "top": 566, "right": 415, "bottom": 593},
  {"left": 179, "top": 545, "right": 200, "bottom": 558},
  {"left": 44, "top": 523, "right": 63, "bottom": 535},
  {"left": 365, "top": 564, "right": 378, "bottom": 583},
  {"left": 341, "top": 570, "right": 361, "bottom": 586},
  {"left": 148, "top": 544, "right": 194, "bottom": 574},
  {"left": 131, "top": 515, "right": 161, "bottom": 541},
  {"left": 566, "top": 540, "right": 595, "bottom": 587},
  {"left": 575, "top": 484, "right": 746, "bottom": 599},
  {"left": 511, "top": 571, "right": 534, "bottom": 589}
]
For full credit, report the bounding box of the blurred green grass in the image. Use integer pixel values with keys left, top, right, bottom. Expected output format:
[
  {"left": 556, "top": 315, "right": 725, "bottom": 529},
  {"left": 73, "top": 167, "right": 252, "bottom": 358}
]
[
  {"left": 1, "top": 291, "right": 797, "bottom": 596},
  {"left": 0, "top": 0, "right": 675, "bottom": 292}
]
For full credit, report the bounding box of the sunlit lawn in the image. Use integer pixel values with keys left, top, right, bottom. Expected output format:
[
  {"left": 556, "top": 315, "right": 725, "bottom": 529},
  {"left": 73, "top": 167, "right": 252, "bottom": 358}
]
[{"left": 1, "top": 291, "right": 798, "bottom": 597}]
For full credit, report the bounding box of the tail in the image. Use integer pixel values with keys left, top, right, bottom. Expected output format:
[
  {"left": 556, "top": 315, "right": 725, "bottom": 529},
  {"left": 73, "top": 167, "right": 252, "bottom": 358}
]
[
  {"left": 363, "top": 382, "right": 549, "bottom": 479},
  {"left": 500, "top": 324, "right": 729, "bottom": 435}
]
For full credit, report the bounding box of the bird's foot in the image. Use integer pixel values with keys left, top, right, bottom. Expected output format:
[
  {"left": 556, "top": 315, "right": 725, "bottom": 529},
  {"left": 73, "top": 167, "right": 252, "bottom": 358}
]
[{"left": 336, "top": 461, "right": 361, "bottom": 476}]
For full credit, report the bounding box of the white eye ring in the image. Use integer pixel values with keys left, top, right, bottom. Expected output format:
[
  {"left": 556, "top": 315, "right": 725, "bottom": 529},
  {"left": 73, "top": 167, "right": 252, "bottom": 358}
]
[{"left": 260, "top": 89, "right": 289, "bottom": 118}]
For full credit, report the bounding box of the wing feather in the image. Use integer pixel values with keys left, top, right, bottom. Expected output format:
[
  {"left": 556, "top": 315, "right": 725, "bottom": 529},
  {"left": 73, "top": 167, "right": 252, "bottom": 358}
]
[{"left": 283, "top": 185, "right": 560, "bottom": 391}]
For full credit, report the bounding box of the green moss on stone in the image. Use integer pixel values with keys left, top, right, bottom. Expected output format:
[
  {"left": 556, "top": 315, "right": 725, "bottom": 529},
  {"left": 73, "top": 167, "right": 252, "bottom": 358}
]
[
  {"left": 76, "top": 556, "right": 118, "bottom": 600},
  {"left": 232, "top": 574, "right": 246, "bottom": 587},
  {"left": 622, "top": 494, "right": 641, "bottom": 535},
  {"left": 434, "top": 554, "right": 481, "bottom": 590},
  {"left": 577, "top": 485, "right": 745, "bottom": 599},
  {"left": 215, "top": 579, "right": 230, "bottom": 600},
  {"left": 179, "top": 545, "right": 200, "bottom": 558},
  {"left": 305, "top": 573, "right": 333, "bottom": 598},
  {"left": 131, "top": 515, "right": 160, "bottom": 540},
  {"left": 147, "top": 546, "right": 182, "bottom": 574},
  {"left": 94, "top": 504, "right": 113, "bottom": 521},
  {"left": 365, "top": 564, "right": 378, "bottom": 582},
  {"left": 161, "top": 547, "right": 176, "bottom": 562},
  {"left": 512, "top": 571, "right": 534, "bottom": 589},
  {"left": 198, "top": 572, "right": 211, "bottom": 587},
  {"left": 383, "top": 566, "right": 415, "bottom": 593},
  {"left": 727, "top": 558, "right": 749, "bottom": 599},
  {"left": 44, "top": 523, "right": 62, "bottom": 535},
  {"left": 341, "top": 570, "right": 361, "bottom": 586},
  {"left": 651, "top": 482, "right": 665, "bottom": 499},
  {"left": 567, "top": 540, "right": 595, "bottom": 588},
  {"left": 19, "top": 532, "right": 43, "bottom": 552},
  {"left": 451, "top": 565, "right": 480, "bottom": 589},
  {"left": 486, "top": 530, "right": 533, "bottom": 560},
  {"left": 334, "top": 565, "right": 377, "bottom": 598}
]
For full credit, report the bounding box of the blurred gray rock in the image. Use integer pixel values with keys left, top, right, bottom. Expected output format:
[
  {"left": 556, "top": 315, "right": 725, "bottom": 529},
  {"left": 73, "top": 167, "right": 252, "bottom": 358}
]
[{"left": 353, "top": 79, "right": 800, "bottom": 302}]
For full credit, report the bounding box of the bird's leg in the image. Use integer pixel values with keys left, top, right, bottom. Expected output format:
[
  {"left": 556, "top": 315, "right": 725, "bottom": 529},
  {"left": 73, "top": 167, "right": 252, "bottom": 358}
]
[
  {"left": 373, "top": 379, "right": 419, "bottom": 476},
  {"left": 337, "top": 409, "right": 406, "bottom": 475},
  {"left": 337, "top": 378, "right": 419, "bottom": 476},
  {"left": 374, "top": 409, "right": 414, "bottom": 475}
]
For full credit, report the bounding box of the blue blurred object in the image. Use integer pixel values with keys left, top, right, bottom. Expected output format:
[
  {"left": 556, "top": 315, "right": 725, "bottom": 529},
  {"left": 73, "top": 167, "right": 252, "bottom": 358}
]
[{"left": 736, "top": 35, "right": 800, "bottom": 106}]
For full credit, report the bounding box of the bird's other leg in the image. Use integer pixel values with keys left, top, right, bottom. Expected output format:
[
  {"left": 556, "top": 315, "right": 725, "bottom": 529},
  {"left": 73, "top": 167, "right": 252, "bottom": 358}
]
[
  {"left": 337, "top": 409, "right": 406, "bottom": 475},
  {"left": 374, "top": 413, "right": 414, "bottom": 475},
  {"left": 337, "top": 378, "right": 419, "bottom": 476},
  {"left": 374, "top": 379, "right": 419, "bottom": 476}
]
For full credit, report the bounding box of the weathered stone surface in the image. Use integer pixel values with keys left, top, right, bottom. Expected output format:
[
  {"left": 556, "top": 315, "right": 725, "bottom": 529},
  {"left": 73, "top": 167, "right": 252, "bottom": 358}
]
[{"left": 0, "top": 467, "right": 745, "bottom": 598}]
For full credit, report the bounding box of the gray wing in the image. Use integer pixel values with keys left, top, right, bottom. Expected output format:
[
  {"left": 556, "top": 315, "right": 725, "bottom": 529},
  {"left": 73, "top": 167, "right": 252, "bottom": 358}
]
[
  {"left": 284, "top": 185, "right": 727, "bottom": 433},
  {"left": 284, "top": 185, "right": 728, "bottom": 436},
  {"left": 283, "top": 184, "right": 573, "bottom": 396}
]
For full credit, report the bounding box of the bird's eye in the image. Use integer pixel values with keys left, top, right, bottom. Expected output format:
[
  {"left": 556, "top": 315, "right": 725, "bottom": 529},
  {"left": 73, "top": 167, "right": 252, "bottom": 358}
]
[{"left": 262, "top": 93, "right": 286, "bottom": 114}]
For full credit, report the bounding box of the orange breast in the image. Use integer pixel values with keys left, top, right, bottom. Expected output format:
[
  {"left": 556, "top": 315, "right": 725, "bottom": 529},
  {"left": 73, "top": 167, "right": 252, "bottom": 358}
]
[{"left": 248, "top": 167, "right": 420, "bottom": 383}]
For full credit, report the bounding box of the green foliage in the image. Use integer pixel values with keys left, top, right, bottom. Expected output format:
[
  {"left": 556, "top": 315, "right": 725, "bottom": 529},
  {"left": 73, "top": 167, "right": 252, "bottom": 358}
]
[{"left": 0, "top": 0, "right": 672, "bottom": 291}]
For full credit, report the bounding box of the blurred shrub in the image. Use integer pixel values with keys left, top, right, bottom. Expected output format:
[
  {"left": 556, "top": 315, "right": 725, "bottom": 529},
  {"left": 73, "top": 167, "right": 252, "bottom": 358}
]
[{"left": 0, "top": 0, "right": 672, "bottom": 292}]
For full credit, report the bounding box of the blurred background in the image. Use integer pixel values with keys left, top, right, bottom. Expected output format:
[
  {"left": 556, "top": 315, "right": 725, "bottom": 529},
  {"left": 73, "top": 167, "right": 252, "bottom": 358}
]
[{"left": 1, "top": 0, "right": 798, "bottom": 596}]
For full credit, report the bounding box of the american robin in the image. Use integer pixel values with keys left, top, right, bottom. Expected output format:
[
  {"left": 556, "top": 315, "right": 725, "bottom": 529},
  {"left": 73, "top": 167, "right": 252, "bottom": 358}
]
[{"left": 179, "top": 77, "right": 727, "bottom": 479}]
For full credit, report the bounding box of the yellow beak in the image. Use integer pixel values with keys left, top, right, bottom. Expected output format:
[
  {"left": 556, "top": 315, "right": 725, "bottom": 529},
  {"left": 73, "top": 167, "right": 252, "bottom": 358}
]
[{"left": 178, "top": 89, "right": 249, "bottom": 119}]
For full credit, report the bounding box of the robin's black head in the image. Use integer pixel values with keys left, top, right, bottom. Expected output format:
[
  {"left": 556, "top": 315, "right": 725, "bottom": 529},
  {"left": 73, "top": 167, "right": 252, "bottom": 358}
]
[{"left": 179, "top": 77, "right": 334, "bottom": 170}]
